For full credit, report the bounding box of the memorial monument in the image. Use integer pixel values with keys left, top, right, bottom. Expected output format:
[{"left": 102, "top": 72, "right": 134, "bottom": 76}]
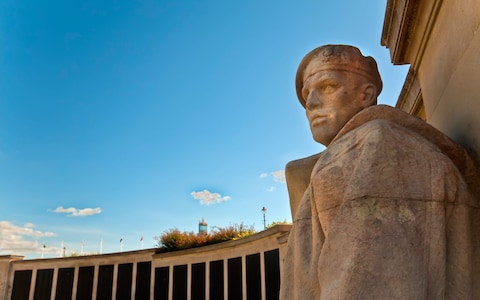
[{"left": 281, "top": 45, "right": 480, "bottom": 299}]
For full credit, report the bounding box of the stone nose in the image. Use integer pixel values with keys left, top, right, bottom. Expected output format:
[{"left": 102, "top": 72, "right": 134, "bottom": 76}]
[{"left": 305, "top": 90, "right": 322, "bottom": 110}]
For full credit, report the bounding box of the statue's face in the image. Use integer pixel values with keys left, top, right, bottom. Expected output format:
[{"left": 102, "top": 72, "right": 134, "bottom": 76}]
[{"left": 302, "top": 69, "right": 368, "bottom": 146}]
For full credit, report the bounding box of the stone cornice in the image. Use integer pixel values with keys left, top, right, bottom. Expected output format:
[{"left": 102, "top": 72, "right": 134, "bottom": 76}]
[
  {"left": 395, "top": 67, "right": 423, "bottom": 118},
  {"left": 381, "top": 0, "right": 444, "bottom": 67}
]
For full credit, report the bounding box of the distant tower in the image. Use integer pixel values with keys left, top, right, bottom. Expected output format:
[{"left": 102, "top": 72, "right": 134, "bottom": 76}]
[{"left": 199, "top": 218, "right": 208, "bottom": 234}]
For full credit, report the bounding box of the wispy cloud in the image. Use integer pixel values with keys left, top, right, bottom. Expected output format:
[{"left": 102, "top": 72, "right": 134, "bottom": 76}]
[
  {"left": 259, "top": 170, "right": 286, "bottom": 183},
  {"left": 271, "top": 170, "right": 286, "bottom": 183},
  {"left": 266, "top": 186, "right": 276, "bottom": 192},
  {"left": 191, "top": 190, "right": 231, "bottom": 205},
  {"left": 0, "top": 221, "right": 55, "bottom": 238},
  {"left": 53, "top": 206, "right": 102, "bottom": 217},
  {"left": 0, "top": 221, "right": 57, "bottom": 255}
]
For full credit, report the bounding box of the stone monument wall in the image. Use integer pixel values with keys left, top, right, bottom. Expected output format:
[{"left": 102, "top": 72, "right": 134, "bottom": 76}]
[
  {"left": 382, "top": 0, "right": 480, "bottom": 161},
  {"left": 1, "top": 225, "right": 290, "bottom": 300}
]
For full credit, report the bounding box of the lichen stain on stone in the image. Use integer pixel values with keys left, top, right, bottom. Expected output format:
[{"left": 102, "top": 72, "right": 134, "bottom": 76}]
[
  {"left": 398, "top": 205, "right": 415, "bottom": 223},
  {"left": 387, "top": 148, "right": 399, "bottom": 166},
  {"left": 354, "top": 198, "right": 385, "bottom": 222}
]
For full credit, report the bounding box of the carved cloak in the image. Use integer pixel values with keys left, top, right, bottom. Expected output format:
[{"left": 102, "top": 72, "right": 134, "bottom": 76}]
[{"left": 280, "top": 105, "right": 480, "bottom": 299}]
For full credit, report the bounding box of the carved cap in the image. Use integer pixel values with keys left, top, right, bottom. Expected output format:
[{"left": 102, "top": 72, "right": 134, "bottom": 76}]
[{"left": 295, "top": 45, "right": 383, "bottom": 108}]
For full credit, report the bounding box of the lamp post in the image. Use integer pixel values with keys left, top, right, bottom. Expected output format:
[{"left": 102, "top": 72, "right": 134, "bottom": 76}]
[{"left": 262, "top": 206, "right": 267, "bottom": 229}]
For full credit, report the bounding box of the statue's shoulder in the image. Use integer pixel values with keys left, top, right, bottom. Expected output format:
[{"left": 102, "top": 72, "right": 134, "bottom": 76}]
[
  {"left": 285, "top": 153, "right": 322, "bottom": 219},
  {"left": 336, "top": 105, "right": 462, "bottom": 154},
  {"left": 339, "top": 105, "right": 480, "bottom": 197},
  {"left": 286, "top": 153, "right": 322, "bottom": 174}
]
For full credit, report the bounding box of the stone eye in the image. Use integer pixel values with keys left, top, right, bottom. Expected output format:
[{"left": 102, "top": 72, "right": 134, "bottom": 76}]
[
  {"left": 321, "top": 83, "right": 338, "bottom": 94},
  {"left": 302, "top": 88, "right": 310, "bottom": 101}
]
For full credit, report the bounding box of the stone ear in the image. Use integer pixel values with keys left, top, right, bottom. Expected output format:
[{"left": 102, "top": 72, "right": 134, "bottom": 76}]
[{"left": 362, "top": 83, "right": 377, "bottom": 106}]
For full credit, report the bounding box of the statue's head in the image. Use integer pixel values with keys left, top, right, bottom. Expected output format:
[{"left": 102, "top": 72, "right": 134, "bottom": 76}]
[{"left": 295, "top": 45, "right": 383, "bottom": 146}]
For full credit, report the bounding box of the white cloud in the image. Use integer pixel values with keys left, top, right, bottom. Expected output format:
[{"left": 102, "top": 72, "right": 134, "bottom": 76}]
[
  {"left": 0, "top": 221, "right": 58, "bottom": 255},
  {"left": 266, "top": 186, "right": 276, "bottom": 192},
  {"left": 271, "top": 170, "right": 286, "bottom": 183},
  {"left": 0, "top": 221, "right": 55, "bottom": 238},
  {"left": 191, "top": 190, "right": 231, "bottom": 205},
  {"left": 259, "top": 170, "right": 286, "bottom": 183},
  {"left": 75, "top": 207, "right": 102, "bottom": 216},
  {"left": 54, "top": 206, "right": 102, "bottom": 217}
]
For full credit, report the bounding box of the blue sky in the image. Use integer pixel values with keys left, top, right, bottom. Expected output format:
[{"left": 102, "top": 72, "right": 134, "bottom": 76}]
[{"left": 0, "top": 0, "right": 408, "bottom": 258}]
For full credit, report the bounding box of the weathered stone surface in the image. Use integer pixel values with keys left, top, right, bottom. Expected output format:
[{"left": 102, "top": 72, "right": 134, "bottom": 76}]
[{"left": 281, "top": 45, "right": 480, "bottom": 299}]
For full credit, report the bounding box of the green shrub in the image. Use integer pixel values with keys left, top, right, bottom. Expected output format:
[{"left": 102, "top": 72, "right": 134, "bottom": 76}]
[
  {"left": 210, "top": 223, "right": 256, "bottom": 243},
  {"left": 266, "top": 219, "right": 291, "bottom": 228},
  {"left": 155, "top": 223, "right": 255, "bottom": 253}
]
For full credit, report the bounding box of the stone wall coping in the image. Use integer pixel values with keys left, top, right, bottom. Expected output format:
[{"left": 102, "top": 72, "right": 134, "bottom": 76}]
[
  {"left": 11, "top": 248, "right": 156, "bottom": 265},
  {"left": 0, "top": 255, "right": 25, "bottom": 261}
]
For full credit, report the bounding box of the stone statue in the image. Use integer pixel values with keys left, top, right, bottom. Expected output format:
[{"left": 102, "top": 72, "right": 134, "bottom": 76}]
[{"left": 281, "top": 45, "right": 480, "bottom": 299}]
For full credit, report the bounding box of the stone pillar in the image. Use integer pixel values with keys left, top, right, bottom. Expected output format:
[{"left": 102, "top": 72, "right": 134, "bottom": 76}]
[
  {"left": 0, "top": 255, "right": 24, "bottom": 299},
  {"left": 260, "top": 252, "right": 266, "bottom": 300},
  {"left": 131, "top": 262, "right": 137, "bottom": 300},
  {"left": 28, "top": 268, "right": 37, "bottom": 300},
  {"left": 92, "top": 265, "right": 99, "bottom": 300},
  {"left": 205, "top": 261, "right": 210, "bottom": 300},
  {"left": 168, "top": 264, "right": 174, "bottom": 300},
  {"left": 71, "top": 266, "right": 79, "bottom": 299},
  {"left": 187, "top": 263, "right": 192, "bottom": 300},
  {"left": 112, "top": 264, "right": 119, "bottom": 299},
  {"left": 241, "top": 255, "right": 247, "bottom": 300},
  {"left": 50, "top": 267, "right": 59, "bottom": 300},
  {"left": 223, "top": 259, "right": 228, "bottom": 300},
  {"left": 150, "top": 264, "right": 155, "bottom": 300}
]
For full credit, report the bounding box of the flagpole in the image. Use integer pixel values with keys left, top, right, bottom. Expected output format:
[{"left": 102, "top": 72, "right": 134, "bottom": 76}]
[
  {"left": 120, "top": 238, "right": 123, "bottom": 252},
  {"left": 60, "top": 241, "right": 64, "bottom": 258},
  {"left": 140, "top": 235, "right": 144, "bottom": 250},
  {"left": 100, "top": 237, "right": 103, "bottom": 254},
  {"left": 81, "top": 240, "right": 84, "bottom": 255}
]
